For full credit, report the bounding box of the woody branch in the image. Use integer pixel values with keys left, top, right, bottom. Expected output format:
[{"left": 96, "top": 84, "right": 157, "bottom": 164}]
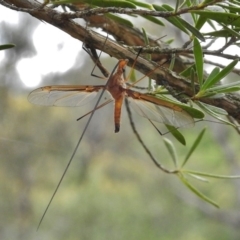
[{"left": 1, "top": 0, "right": 240, "bottom": 124}]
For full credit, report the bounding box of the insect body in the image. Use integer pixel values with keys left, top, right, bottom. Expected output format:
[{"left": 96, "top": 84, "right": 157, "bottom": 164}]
[{"left": 28, "top": 59, "right": 194, "bottom": 132}]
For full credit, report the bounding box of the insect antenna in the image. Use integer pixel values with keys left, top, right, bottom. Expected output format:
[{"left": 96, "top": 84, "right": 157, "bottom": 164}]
[
  {"left": 37, "top": 2, "right": 111, "bottom": 229},
  {"left": 37, "top": 59, "right": 120, "bottom": 230}
]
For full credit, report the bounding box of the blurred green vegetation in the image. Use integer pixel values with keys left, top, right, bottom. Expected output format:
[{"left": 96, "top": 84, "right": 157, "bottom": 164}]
[{"left": 0, "top": 82, "right": 240, "bottom": 239}]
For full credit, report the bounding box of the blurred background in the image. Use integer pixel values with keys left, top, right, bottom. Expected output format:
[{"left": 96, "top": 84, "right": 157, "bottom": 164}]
[{"left": 0, "top": 1, "right": 240, "bottom": 240}]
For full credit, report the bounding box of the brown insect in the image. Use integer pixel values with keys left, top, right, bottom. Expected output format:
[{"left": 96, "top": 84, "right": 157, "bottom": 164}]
[
  {"left": 29, "top": 58, "right": 196, "bottom": 229},
  {"left": 28, "top": 59, "right": 194, "bottom": 132}
]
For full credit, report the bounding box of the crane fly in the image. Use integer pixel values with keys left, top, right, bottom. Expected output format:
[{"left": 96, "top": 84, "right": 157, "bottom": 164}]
[
  {"left": 28, "top": 58, "right": 196, "bottom": 229},
  {"left": 28, "top": 59, "right": 194, "bottom": 132}
]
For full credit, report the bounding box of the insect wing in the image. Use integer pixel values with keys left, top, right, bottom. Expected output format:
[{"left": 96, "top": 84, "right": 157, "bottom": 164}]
[
  {"left": 28, "top": 85, "right": 105, "bottom": 107},
  {"left": 128, "top": 97, "right": 194, "bottom": 128}
]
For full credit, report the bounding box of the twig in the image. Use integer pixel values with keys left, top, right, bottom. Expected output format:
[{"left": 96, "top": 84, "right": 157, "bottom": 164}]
[
  {"left": 128, "top": 46, "right": 240, "bottom": 61},
  {"left": 124, "top": 98, "right": 176, "bottom": 174},
  {"left": 0, "top": 0, "right": 224, "bottom": 19},
  {"left": 57, "top": 1, "right": 224, "bottom": 19}
]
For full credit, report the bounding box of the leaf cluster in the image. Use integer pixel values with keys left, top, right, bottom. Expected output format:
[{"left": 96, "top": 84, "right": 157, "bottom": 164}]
[{"left": 2, "top": 0, "right": 240, "bottom": 208}]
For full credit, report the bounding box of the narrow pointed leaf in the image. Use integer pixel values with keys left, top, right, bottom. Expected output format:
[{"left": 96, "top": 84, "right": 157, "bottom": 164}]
[
  {"left": 169, "top": 53, "right": 176, "bottom": 71},
  {"left": 193, "top": 38, "right": 204, "bottom": 86},
  {"left": 180, "top": 64, "right": 196, "bottom": 78},
  {"left": 187, "top": 173, "right": 209, "bottom": 182},
  {"left": 141, "top": 16, "right": 164, "bottom": 26},
  {"left": 201, "top": 67, "right": 220, "bottom": 91},
  {"left": 165, "top": 38, "right": 174, "bottom": 44},
  {"left": 166, "top": 124, "right": 186, "bottom": 146},
  {"left": 180, "top": 105, "right": 204, "bottom": 119},
  {"left": 201, "top": 59, "right": 238, "bottom": 91},
  {"left": 195, "top": 90, "right": 226, "bottom": 98},
  {"left": 207, "top": 19, "right": 217, "bottom": 31},
  {"left": 190, "top": 11, "right": 240, "bottom": 28},
  {"left": 106, "top": 13, "right": 133, "bottom": 27},
  {"left": 154, "top": 94, "right": 204, "bottom": 119},
  {"left": 197, "top": 102, "right": 228, "bottom": 115},
  {"left": 195, "top": 15, "right": 207, "bottom": 30},
  {"left": 196, "top": 102, "right": 235, "bottom": 127},
  {"left": 183, "top": 169, "right": 240, "bottom": 179},
  {"left": 178, "top": 174, "right": 219, "bottom": 208},
  {"left": 0, "top": 44, "right": 15, "bottom": 50},
  {"left": 181, "top": 128, "right": 206, "bottom": 167},
  {"left": 162, "top": 4, "right": 205, "bottom": 41},
  {"left": 142, "top": 28, "right": 152, "bottom": 90},
  {"left": 201, "top": 0, "right": 218, "bottom": 4},
  {"left": 218, "top": 3, "right": 240, "bottom": 13},
  {"left": 142, "top": 27, "right": 150, "bottom": 46},
  {"left": 163, "top": 138, "right": 178, "bottom": 167},
  {"left": 52, "top": 0, "right": 137, "bottom": 8},
  {"left": 174, "top": 0, "right": 180, "bottom": 12},
  {"left": 206, "top": 81, "right": 240, "bottom": 93},
  {"left": 204, "top": 29, "right": 234, "bottom": 38},
  {"left": 153, "top": 4, "right": 189, "bottom": 35},
  {"left": 190, "top": 68, "right": 196, "bottom": 96},
  {"left": 221, "top": 23, "right": 240, "bottom": 38},
  {"left": 127, "top": 0, "right": 154, "bottom": 9},
  {"left": 178, "top": 18, "right": 205, "bottom": 41}
]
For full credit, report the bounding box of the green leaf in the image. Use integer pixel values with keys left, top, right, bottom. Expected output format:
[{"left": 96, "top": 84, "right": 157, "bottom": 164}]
[
  {"left": 163, "top": 138, "right": 178, "bottom": 167},
  {"left": 206, "top": 81, "right": 240, "bottom": 94},
  {"left": 195, "top": 15, "right": 207, "bottom": 31},
  {"left": 141, "top": 15, "right": 164, "bottom": 26},
  {"left": 52, "top": 0, "right": 137, "bottom": 8},
  {"left": 179, "top": 64, "right": 196, "bottom": 78},
  {"left": 160, "top": 4, "right": 174, "bottom": 11},
  {"left": 0, "top": 44, "right": 15, "bottom": 50},
  {"left": 127, "top": 0, "right": 154, "bottom": 10},
  {"left": 207, "top": 19, "right": 217, "bottom": 31},
  {"left": 200, "top": 59, "right": 238, "bottom": 91},
  {"left": 165, "top": 38, "right": 174, "bottom": 44},
  {"left": 177, "top": 17, "right": 205, "bottom": 41},
  {"left": 153, "top": 94, "right": 205, "bottom": 119},
  {"left": 196, "top": 102, "right": 235, "bottom": 127},
  {"left": 106, "top": 13, "right": 133, "bottom": 27},
  {"left": 161, "top": 4, "right": 205, "bottom": 41},
  {"left": 220, "top": 23, "right": 240, "bottom": 39},
  {"left": 165, "top": 124, "right": 186, "bottom": 146},
  {"left": 218, "top": 3, "right": 240, "bottom": 13},
  {"left": 163, "top": 4, "right": 205, "bottom": 41},
  {"left": 178, "top": 174, "right": 219, "bottom": 208},
  {"left": 196, "top": 91, "right": 225, "bottom": 98},
  {"left": 183, "top": 169, "right": 240, "bottom": 179},
  {"left": 190, "top": 68, "right": 196, "bottom": 96},
  {"left": 181, "top": 128, "right": 206, "bottom": 167},
  {"left": 190, "top": 10, "right": 240, "bottom": 28},
  {"left": 128, "top": 65, "right": 137, "bottom": 82},
  {"left": 201, "top": 67, "right": 220, "bottom": 91},
  {"left": 184, "top": 0, "right": 192, "bottom": 7},
  {"left": 201, "top": 0, "right": 217, "bottom": 3},
  {"left": 142, "top": 28, "right": 152, "bottom": 90},
  {"left": 174, "top": 0, "right": 180, "bottom": 13},
  {"left": 180, "top": 105, "right": 204, "bottom": 119},
  {"left": 153, "top": 4, "right": 189, "bottom": 35},
  {"left": 187, "top": 173, "right": 209, "bottom": 182},
  {"left": 142, "top": 27, "right": 150, "bottom": 46},
  {"left": 204, "top": 29, "right": 238, "bottom": 38},
  {"left": 169, "top": 53, "right": 175, "bottom": 71},
  {"left": 197, "top": 102, "right": 228, "bottom": 115},
  {"left": 193, "top": 38, "right": 203, "bottom": 86}
]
